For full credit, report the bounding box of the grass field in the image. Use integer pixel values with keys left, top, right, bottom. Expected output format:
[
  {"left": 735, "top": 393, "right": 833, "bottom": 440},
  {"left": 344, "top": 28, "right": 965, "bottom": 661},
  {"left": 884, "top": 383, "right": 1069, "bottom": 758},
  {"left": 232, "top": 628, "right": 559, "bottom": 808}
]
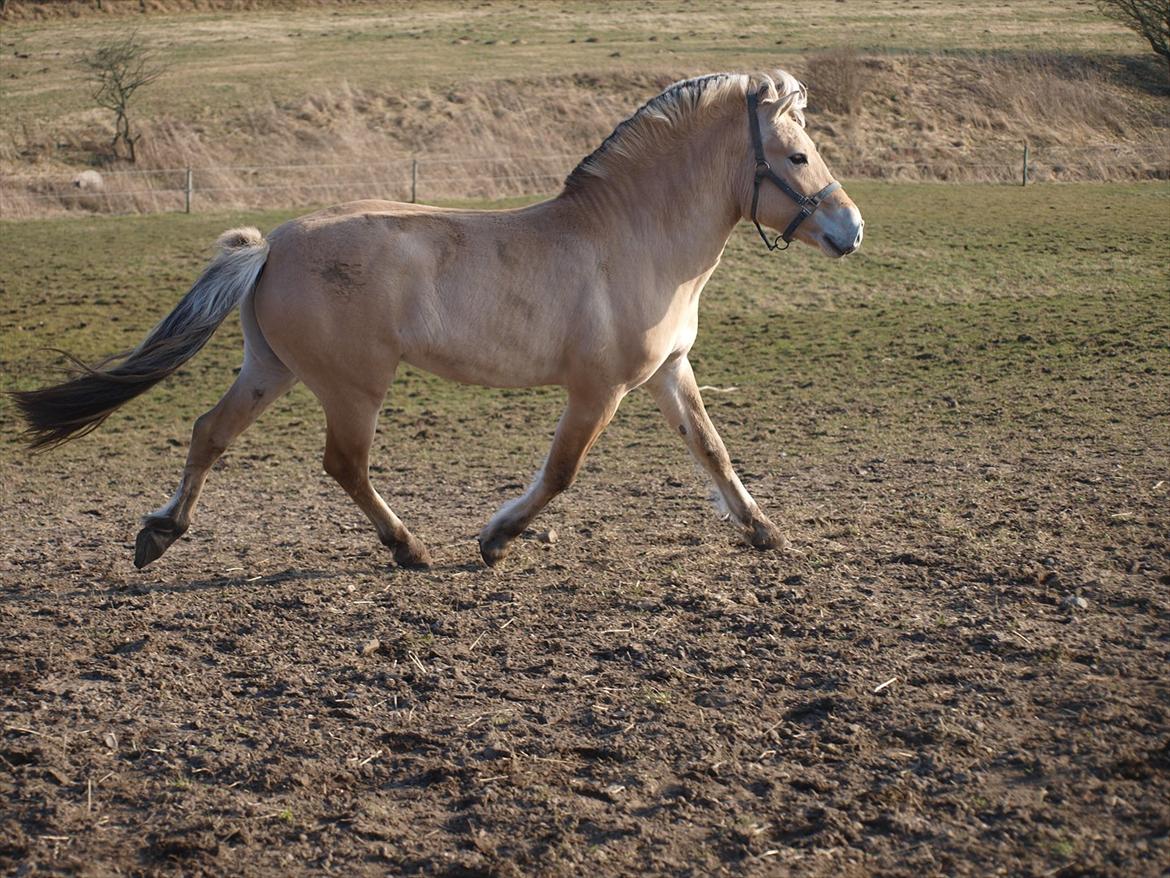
[
  {"left": 1, "top": 0, "right": 1140, "bottom": 128},
  {"left": 2, "top": 182, "right": 1168, "bottom": 874},
  {"left": 4, "top": 182, "right": 1168, "bottom": 448}
]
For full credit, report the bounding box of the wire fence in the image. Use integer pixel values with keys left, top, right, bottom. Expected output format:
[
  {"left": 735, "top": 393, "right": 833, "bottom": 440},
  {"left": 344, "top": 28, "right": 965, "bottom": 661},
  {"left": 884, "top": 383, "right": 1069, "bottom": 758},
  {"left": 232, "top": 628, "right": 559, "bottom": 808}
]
[{"left": 2, "top": 143, "right": 1166, "bottom": 218}]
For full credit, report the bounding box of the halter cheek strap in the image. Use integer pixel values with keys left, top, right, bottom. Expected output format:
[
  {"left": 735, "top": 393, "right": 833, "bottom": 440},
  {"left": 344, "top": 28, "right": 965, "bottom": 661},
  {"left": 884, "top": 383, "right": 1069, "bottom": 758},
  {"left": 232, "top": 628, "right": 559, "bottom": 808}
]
[{"left": 747, "top": 89, "right": 841, "bottom": 251}]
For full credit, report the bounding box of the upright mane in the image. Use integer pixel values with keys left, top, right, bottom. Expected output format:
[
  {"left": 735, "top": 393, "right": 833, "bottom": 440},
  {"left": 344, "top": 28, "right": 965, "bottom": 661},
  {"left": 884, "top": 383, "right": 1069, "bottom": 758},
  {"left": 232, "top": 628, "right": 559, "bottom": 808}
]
[{"left": 562, "top": 69, "right": 808, "bottom": 193}]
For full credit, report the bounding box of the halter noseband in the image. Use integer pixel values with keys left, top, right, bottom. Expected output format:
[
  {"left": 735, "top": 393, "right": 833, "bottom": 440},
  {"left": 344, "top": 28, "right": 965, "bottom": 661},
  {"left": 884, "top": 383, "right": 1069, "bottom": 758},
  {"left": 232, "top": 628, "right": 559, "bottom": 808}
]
[{"left": 747, "top": 88, "right": 840, "bottom": 251}]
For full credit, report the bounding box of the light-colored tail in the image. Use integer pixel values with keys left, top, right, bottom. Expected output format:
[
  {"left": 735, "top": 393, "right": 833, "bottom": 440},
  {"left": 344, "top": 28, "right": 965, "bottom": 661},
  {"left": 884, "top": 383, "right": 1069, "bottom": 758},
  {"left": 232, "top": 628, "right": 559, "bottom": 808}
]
[{"left": 11, "top": 227, "right": 268, "bottom": 449}]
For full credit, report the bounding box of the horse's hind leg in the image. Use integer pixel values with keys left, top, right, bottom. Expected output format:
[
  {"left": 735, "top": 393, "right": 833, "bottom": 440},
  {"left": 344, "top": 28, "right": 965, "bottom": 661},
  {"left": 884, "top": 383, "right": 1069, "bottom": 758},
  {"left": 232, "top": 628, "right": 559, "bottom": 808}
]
[
  {"left": 321, "top": 394, "right": 431, "bottom": 569},
  {"left": 135, "top": 323, "right": 296, "bottom": 567},
  {"left": 136, "top": 354, "right": 296, "bottom": 567}
]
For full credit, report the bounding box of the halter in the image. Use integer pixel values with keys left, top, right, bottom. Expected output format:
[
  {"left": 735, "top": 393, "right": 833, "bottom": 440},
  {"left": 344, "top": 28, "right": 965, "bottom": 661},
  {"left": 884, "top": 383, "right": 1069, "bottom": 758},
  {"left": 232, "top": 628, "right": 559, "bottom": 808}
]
[{"left": 747, "top": 88, "right": 841, "bottom": 251}]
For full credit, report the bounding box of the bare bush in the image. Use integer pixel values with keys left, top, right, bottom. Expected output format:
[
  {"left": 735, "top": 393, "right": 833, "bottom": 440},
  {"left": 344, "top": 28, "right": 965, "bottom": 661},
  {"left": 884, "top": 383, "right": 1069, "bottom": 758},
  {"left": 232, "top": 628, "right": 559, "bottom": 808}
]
[{"left": 83, "top": 32, "right": 167, "bottom": 163}]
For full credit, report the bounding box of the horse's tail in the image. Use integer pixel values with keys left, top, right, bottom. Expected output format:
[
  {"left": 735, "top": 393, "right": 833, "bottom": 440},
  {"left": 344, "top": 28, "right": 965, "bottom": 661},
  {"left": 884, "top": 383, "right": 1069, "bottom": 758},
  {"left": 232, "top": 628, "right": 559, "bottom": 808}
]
[{"left": 11, "top": 227, "right": 269, "bottom": 450}]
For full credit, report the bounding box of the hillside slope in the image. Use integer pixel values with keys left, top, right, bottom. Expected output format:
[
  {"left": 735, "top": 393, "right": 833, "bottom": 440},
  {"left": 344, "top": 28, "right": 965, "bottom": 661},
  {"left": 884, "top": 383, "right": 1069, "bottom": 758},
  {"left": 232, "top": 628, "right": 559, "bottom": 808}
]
[{"left": 1, "top": 0, "right": 1167, "bottom": 214}]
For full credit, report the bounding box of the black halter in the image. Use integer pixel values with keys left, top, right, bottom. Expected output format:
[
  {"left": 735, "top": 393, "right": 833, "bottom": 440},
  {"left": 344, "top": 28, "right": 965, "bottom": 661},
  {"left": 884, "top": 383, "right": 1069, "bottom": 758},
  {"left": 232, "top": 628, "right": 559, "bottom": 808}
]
[{"left": 747, "top": 88, "right": 841, "bottom": 251}]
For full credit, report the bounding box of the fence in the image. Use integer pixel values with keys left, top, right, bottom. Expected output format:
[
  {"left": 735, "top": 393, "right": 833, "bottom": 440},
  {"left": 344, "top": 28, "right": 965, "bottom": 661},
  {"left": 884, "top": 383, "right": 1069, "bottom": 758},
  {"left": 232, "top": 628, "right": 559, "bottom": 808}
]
[{"left": 2, "top": 143, "right": 1166, "bottom": 218}]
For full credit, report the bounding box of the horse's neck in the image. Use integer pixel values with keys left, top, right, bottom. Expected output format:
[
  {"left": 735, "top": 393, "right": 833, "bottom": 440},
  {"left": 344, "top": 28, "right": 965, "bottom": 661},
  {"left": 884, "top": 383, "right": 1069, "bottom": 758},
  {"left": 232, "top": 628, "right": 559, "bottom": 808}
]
[{"left": 561, "top": 122, "right": 744, "bottom": 286}]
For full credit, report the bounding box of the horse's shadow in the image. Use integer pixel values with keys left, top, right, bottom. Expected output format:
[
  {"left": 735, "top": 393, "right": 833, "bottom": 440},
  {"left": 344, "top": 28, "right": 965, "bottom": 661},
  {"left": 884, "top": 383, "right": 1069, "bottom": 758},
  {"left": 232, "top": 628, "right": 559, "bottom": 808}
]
[
  {"left": 1, "top": 559, "right": 497, "bottom": 606},
  {"left": 0, "top": 567, "right": 322, "bottom": 605}
]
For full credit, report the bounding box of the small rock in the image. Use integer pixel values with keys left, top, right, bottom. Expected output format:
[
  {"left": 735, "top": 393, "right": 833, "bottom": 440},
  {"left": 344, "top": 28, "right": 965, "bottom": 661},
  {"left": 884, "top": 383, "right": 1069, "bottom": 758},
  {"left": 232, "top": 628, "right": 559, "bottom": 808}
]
[
  {"left": 360, "top": 638, "right": 381, "bottom": 657},
  {"left": 1060, "top": 595, "right": 1088, "bottom": 611},
  {"left": 931, "top": 578, "right": 948, "bottom": 589},
  {"left": 102, "top": 732, "right": 117, "bottom": 750},
  {"left": 537, "top": 528, "right": 558, "bottom": 544}
]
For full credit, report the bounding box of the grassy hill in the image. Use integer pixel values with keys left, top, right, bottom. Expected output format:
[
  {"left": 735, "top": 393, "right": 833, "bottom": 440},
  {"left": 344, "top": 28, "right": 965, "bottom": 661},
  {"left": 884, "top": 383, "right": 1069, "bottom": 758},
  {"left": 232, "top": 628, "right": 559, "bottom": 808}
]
[{"left": 1, "top": 0, "right": 1167, "bottom": 215}]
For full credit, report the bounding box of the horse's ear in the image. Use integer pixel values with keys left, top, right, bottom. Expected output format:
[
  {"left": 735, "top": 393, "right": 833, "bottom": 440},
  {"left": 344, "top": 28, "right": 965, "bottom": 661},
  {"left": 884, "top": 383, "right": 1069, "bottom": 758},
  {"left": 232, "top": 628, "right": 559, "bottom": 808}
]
[
  {"left": 770, "top": 79, "right": 808, "bottom": 127},
  {"left": 754, "top": 72, "right": 808, "bottom": 126},
  {"left": 793, "top": 81, "right": 809, "bottom": 126},
  {"left": 770, "top": 90, "right": 798, "bottom": 116},
  {"left": 753, "top": 74, "right": 781, "bottom": 104}
]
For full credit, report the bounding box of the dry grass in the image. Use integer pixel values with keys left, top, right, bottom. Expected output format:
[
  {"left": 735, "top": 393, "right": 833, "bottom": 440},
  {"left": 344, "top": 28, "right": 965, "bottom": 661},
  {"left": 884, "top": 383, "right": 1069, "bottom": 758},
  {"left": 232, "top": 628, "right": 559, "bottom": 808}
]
[
  {"left": 804, "top": 48, "right": 869, "bottom": 117},
  {"left": 800, "top": 52, "right": 1169, "bottom": 183},
  {"left": 0, "top": 73, "right": 663, "bottom": 216},
  {"left": 1, "top": 1, "right": 1166, "bottom": 216},
  {"left": 0, "top": 0, "right": 356, "bottom": 20}
]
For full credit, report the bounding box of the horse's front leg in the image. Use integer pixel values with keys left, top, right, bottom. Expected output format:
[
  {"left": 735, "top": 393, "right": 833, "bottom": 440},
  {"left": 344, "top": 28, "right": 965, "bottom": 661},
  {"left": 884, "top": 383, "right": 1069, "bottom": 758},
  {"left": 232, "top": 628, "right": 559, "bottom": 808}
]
[
  {"left": 479, "top": 387, "right": 624, "bottom": 567},
  {"left": 645, "top": 355, "right": 789, "bottom": 551}
]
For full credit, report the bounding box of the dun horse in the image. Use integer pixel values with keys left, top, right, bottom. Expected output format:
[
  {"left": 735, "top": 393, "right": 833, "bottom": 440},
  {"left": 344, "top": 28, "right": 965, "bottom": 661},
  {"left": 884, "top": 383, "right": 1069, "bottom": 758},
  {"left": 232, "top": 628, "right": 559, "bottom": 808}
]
[{"left": 13, "top": 70, "right": 864, "bottom": 570}]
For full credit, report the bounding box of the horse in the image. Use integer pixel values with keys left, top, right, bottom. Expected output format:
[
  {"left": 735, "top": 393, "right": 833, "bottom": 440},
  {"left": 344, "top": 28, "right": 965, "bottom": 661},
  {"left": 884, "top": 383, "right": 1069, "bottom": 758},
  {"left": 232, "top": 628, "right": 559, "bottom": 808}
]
[{"left": 12, "top": 69, "right": 864, "bottom": 571}]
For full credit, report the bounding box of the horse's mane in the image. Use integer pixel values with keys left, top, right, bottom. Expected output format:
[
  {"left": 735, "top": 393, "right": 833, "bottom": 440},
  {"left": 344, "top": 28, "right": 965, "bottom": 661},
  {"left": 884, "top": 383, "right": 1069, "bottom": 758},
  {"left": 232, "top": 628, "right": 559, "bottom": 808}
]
[{"left": 562, "top": 69, "right": 808, "bottom": 194}]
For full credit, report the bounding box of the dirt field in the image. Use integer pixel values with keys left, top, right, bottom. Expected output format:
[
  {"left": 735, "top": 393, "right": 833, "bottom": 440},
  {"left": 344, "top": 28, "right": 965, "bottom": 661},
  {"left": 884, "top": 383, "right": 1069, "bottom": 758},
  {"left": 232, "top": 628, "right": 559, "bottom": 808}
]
[{"left": 2, "top": 182, "right": 1169, "bottom": 875}]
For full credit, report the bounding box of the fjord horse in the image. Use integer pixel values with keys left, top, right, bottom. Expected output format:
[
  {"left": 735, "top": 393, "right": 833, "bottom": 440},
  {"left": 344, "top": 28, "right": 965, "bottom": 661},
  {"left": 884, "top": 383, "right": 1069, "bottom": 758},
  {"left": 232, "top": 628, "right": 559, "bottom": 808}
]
[{"left": 14, "top": 69, "right": 864, "bottom": 570}]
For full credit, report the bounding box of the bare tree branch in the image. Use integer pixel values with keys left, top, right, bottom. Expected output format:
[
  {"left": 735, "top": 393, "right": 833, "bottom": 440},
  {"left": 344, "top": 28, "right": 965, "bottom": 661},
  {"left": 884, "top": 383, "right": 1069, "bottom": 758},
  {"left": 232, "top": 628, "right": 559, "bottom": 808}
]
[
  {"left": 1098, "top": 0, "right": 1170, "bottom": 78},
  {"left": 83, "top": 32, "right": 167, "bottom": 163}
]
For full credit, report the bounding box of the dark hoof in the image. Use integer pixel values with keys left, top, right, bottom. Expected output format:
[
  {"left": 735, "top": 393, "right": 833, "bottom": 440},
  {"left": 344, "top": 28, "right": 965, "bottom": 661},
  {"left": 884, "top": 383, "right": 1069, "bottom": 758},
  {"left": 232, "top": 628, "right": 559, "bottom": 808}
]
[
  {"left": 747, "top": 519, "right": 790, "bottom": 552},
  {"left": 393, "top": 536, "right": 432, "bottom": 569},
  {"left": 478, "top": 535, "right": 512, "bottom": 568},
  {"left": 134, "top": 520, "right": 185, "bottom": 569}
]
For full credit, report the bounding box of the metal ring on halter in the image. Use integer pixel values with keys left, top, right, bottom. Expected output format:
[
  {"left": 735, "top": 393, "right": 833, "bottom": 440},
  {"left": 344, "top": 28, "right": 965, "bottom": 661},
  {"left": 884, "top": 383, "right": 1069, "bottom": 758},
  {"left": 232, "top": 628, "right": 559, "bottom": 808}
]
[{"left": 746, "top": 88, "right": 841, "bottom": 252}]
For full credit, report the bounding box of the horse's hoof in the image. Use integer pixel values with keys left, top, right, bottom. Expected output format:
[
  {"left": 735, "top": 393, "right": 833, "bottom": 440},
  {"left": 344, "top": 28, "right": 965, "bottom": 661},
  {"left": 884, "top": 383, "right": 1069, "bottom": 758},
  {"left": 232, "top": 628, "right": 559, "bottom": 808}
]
[
  {"left": 393, "top": 537, "right": 432, "bottom": 569},
  {"left": 134, "top": 520, "right": 184, "bottom": 569},
  {"left": 747, "top": 519, "right": 790, "bottom": 552},
  {"left": 478, "top": 535, "right": 511, "bottom": 568}
]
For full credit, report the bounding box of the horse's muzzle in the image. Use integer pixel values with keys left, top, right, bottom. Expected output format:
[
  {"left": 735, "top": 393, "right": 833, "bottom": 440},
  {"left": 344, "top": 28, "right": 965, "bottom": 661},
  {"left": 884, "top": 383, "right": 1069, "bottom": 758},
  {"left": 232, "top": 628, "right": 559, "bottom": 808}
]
[{"left": 826, "top": 219, "right": 864, "bottom": 257}]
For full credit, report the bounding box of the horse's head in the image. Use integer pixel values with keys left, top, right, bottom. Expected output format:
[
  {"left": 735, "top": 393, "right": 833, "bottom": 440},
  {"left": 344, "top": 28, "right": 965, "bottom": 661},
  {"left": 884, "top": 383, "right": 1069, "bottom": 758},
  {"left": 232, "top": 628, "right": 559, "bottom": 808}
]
[{"left": 742, "top": 75, "right": 864, "bottom": 258}]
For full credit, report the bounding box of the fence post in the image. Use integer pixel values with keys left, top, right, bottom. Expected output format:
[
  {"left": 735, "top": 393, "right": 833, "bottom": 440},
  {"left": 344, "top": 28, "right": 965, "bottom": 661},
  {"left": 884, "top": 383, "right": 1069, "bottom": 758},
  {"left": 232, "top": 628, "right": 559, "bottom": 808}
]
[
  {"left": 411, "top": 159, "right": 418, "bottom": 204},
  {"left": 1021, "top": 142, "right": 1029, "bottom": 187},
  {"left": 185, "top": 168, "right": 193, "bottom": 213}
]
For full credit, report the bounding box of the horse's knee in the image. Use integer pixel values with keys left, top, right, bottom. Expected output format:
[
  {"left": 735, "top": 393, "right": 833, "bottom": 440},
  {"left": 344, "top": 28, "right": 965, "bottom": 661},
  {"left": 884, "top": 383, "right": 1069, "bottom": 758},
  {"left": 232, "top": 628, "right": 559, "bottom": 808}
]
[
  {"left": 691, "top": 425, "right": 732, "bottom": 473},
  {"left": 542, "top": 459, "right": 577, "bottom": 494},
  {"left": 323, "top": 448, "right": 361, "bottom": 489}
]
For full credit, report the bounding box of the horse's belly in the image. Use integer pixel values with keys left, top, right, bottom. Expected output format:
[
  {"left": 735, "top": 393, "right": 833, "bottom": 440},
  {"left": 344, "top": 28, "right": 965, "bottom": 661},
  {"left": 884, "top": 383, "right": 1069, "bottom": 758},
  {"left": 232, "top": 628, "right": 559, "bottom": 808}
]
[
  {"left": 396, "top": 284, "right": 577, "bottom": 388},
  {"left": 400, "top": 341, "right": 563, "bottom": 389}
]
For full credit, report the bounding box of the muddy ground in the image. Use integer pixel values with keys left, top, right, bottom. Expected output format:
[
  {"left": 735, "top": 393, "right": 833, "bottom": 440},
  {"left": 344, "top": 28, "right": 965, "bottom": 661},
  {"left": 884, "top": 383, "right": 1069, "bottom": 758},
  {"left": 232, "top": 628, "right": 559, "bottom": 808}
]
[{"left": 2, "top": 186, "right": 1168, "bottom": 876}]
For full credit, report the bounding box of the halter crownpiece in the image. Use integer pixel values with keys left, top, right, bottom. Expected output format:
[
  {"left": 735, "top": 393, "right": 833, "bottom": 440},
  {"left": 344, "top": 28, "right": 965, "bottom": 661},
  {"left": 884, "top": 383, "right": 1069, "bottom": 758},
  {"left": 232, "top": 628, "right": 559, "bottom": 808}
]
[{"left": 746, "top": 87, "right": 841, "bottom": 251}]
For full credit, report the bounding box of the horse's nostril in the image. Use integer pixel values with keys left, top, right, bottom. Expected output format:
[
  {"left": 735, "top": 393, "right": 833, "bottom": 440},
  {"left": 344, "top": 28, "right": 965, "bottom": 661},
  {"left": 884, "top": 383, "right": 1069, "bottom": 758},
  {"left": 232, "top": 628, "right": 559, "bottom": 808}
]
[{"left": 829, "top": 236, "right": 855, "bottom": 256}]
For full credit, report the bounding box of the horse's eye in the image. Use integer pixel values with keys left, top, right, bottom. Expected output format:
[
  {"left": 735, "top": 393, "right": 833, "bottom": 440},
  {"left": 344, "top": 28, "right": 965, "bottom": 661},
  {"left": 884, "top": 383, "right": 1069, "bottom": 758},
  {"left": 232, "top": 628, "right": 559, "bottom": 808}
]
[{"left": 790, "top": 153, "right": 808, "bottom": 165}]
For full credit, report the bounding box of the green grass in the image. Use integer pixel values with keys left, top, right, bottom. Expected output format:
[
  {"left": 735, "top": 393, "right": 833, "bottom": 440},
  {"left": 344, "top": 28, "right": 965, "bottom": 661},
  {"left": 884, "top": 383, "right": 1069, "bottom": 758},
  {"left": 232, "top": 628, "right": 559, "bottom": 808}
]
[
  {"left": 1, "top": 182, "right": 1166, "bottom": 485},
  {"left": 0, "top": 0, "right": 1145, "bottom": 139}
]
